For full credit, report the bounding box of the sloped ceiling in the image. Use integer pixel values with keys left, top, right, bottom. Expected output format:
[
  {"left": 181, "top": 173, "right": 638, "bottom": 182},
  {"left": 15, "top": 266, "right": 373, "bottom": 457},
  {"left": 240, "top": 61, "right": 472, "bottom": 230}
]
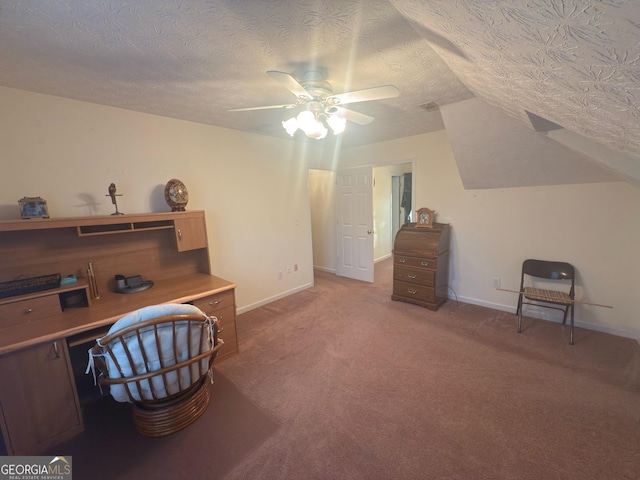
[
  {"left": 441, "top": 98, "right": 624, "bottom": 189},
  {"left": 0, "top": 1, "right": 638, "bottom": 187}
]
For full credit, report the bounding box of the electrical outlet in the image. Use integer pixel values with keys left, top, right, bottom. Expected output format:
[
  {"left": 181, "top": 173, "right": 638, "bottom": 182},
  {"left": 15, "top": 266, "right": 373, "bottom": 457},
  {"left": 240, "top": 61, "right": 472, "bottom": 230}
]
[
  {"left": 278, "top": 271, "right": 283, "bottom": 280},
  {"left": 492, "top": 277, "right": 501, "bottom": 288},
  {"left": 294, "top": 264, "right": 298, "bottom": 272},
  {"left": 287, "top": 265, "right": 292, "bottom": 273}
]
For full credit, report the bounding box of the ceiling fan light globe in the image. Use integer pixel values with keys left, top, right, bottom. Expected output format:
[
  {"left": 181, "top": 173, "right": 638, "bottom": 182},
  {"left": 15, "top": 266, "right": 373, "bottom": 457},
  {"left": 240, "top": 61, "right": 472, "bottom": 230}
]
[
  {"left": 282, "top": 117, "right": 299, "bottom": 136},
  {"left": 296, "top": 110, "right": 316, "bottom": 131},
  {"left": 317, "top": 123, "right": 328, "bottom": 139},
  {"left": 307, "top": 124, "right": 328, "bottom": 140},
  {"left": 327, "top": 114, "right": 346, "bottom": 135},
  {"left": 300, "top": 118, "right": 327, "bottom": 139}
]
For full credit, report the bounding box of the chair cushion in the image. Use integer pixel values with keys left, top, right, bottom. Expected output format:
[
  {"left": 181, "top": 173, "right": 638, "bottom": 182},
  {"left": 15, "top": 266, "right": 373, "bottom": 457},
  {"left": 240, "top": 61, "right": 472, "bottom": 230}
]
[
  {"left": 105, "top": 303, "right": 206, "bottom": 334},
  {"left": 99, "top": 303, "right": 212, "bottom": 403},
  {"left": 523, "top": 287, "right": 571, "bottom": 305}
]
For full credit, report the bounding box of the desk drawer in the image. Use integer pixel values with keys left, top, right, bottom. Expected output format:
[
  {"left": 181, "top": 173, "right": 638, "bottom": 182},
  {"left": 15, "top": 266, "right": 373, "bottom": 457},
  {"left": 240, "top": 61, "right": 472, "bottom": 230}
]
[
  {"left": 393, "top": 266, "right": 435, "bottom": 287},
  {"left": 212, "top": 305, "right": 237, "bottom": 361},
  {"left": 0, "top": 295, "right": 62, "bottom": 329},
  {"left": 192, "top": 290, "right": 238, "bottom": 362},
  {"left": 394, "top": 255, "right": 438, "bottom": 270},
  {"left": 192, "top": 290, "right": 235, "bottom": 315}
]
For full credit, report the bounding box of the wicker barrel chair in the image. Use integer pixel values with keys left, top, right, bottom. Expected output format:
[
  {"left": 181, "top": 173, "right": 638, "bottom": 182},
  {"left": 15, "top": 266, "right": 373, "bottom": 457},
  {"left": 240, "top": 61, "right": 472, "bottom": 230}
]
[{"left": 88, "top": 303, "right": 223, "bottom": 437}]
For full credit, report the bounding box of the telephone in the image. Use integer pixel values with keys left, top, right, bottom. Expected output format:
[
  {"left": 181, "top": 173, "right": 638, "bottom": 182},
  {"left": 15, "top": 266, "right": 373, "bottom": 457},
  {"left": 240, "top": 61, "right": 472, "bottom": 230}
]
[{"left": 115, "top": 274, "right": 153, "bottom": 293}]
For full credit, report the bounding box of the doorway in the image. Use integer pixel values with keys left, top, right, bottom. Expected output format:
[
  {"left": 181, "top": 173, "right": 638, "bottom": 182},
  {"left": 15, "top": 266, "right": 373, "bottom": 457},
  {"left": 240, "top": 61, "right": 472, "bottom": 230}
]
[
  {"left": 372, "top": 163, "right": 413, "bottom": 262},
  {"left": 392, "top": 171, "right": 412, "bottom": 241},
  {"left": 309, "top": 160, "right": 413, "bottom": 276}
]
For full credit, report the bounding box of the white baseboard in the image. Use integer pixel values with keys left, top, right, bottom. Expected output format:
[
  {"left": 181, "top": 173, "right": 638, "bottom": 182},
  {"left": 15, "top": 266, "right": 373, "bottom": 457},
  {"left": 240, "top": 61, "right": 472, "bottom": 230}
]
[
  {"left": 313, "top": 265, "right": 336, "bottom": 274},
  {"left": 237, "top": 282, "right": 314, "bottom": 315},
  {"left": 313, "top": 255, "right": 389, "bottom": 274},
  {"left": 454, "top": 295, "right": 638, "bottom": 342}
]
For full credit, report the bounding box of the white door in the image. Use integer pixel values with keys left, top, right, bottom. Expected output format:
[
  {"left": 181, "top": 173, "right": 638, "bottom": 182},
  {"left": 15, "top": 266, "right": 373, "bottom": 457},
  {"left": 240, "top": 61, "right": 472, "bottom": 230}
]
[{"left": 335, "top": 165, "right": 374, "bottom": 283}]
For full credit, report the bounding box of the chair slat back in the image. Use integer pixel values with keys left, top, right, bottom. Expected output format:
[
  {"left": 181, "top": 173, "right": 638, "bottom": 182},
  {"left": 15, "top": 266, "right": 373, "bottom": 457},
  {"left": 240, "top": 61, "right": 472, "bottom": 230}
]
[{"left": 98, "top": 313, "right": 220, "bottom": 403}]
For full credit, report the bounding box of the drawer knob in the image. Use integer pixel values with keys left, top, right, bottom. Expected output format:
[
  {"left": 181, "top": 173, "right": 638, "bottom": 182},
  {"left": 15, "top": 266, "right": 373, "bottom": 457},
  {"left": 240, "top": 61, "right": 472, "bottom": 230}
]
[
  {"left": 407, "top": 274, "right": 417, "bottom": 279},
  {"left": 25, "top": 308, "right": 33, "bottom": 314},
  {"left": 408, "top": 288, "right": 417, "bottom": 295},
  {"left": 399, "top": 258, "right": 406, "bottom": 263},
  {"left": 421, "top": 261, "right": 429, "bottom": 266}
]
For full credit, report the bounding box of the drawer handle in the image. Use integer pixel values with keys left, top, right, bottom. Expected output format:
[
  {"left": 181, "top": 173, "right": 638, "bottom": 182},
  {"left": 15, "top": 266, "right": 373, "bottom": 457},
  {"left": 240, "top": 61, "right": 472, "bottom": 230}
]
[
  {"left": 408, "top": 288, "right": 417, "bottom": 295},
  {"left": 421, "top": 261, "right": 429, "bottom": 266},
  {"left": 399, "top": 258, "right": 406, "bottom": 263},
  {"left": 209, "top": 299, "right": 221, "bottom": 306},
  {"left": 53, "top": 341, "right": 60, "bottom": 359},
  {"left": 407, "top": 274, "right": 417, "bottom": 279},
  {"left": 217, "top": 326, "right": 224, "bottom": 334},
  {"left": 177, "top": 228, "right": 182, "bottom": 241}
]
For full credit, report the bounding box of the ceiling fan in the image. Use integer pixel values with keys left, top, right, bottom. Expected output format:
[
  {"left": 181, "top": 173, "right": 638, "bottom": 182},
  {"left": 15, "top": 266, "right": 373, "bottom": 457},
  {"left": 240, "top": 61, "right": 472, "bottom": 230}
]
[{"left": 228, "top": 71, "right": 400, "bottom": 139}]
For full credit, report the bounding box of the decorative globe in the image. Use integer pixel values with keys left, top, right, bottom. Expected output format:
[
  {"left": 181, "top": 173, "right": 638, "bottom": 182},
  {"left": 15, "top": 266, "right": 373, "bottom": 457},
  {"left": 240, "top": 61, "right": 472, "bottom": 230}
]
[{"left": 164, "top": 179, "right": 189, "bottom": 212}]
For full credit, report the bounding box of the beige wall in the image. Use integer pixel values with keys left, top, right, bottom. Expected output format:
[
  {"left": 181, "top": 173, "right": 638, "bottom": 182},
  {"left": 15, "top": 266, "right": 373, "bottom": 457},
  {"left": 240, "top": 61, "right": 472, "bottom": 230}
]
[
  {"left": 341, "top": 131, "right": 640, "bottom": 341},
  {"left": 0, "top": 86, "right": 317, "bottom": 313},
  {"left": 309, "top": 169, "right": 336, "bottom": 272},
  {"left": 3, "top": 85, "right": 638, "bottom": 341}
]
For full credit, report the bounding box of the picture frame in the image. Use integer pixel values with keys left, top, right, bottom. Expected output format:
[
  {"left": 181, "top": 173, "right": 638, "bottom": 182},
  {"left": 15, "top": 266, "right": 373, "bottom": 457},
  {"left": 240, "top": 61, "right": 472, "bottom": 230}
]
[
  {"left": 415, "top": 207, "right": 435, "bottom": 228},
  {"left": 18, "top": 197, "right": 49, "bottom": 219}
]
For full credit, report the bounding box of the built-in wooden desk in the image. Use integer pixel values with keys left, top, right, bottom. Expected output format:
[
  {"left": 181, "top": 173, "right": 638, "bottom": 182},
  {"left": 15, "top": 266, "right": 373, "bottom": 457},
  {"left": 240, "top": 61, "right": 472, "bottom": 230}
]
[
  {"left": 0, "top": 211, "right": 238, "bottom": 455},
  {"left": 0, "top": 273, "right": 235, "bottom": 355}
]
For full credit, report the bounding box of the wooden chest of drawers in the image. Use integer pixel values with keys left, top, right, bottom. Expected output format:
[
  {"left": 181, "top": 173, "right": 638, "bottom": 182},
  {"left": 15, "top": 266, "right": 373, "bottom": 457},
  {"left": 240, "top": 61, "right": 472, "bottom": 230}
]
[{"left": 391, "top": 223, "right": 451, "bottom": 310}]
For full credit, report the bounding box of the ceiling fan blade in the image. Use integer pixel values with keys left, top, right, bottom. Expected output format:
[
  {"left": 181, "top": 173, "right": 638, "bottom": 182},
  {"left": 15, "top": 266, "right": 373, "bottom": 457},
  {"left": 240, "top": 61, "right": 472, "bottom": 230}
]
[
  {"left": 334, "top": 107, "right": 374, "bottom": 125},
  {"left": 327, "top": 85, "right": 399, "bottom": 105},
  {"left": 228, "top": 104, "right": 297, "bottom": 112},
  {"left": 267, "top": 71, "right": 313, "bottom": 101}
]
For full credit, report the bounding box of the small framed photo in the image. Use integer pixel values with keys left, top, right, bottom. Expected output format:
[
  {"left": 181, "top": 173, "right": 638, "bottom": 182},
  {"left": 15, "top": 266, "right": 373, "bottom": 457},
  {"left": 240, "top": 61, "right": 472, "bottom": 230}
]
[{"left": 18, "top": 197, "right": 49, "bottom": 219}]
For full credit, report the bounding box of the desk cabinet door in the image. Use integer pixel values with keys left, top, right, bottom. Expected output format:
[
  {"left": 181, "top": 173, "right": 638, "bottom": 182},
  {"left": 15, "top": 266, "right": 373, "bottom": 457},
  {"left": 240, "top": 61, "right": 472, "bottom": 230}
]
[
  {"left": 0, "top": 340, "right": 83, "bottom": 455},
  {"left": 174, "top": 217, "right": 208, "bottom": 252}
]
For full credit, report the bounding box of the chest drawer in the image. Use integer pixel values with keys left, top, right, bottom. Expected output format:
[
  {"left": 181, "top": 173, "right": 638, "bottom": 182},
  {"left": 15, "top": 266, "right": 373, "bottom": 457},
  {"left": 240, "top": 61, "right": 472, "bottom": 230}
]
[
  {"left": 0, "top": 295, "right": 63, "bottom": 329},
  {"left": 394, "top": 255, "right": 438, "bottom": 270},
  {"left": 393, "top": 266, "right": 435, "bottom": 287},
  {"left": 192, "top": 290, "right": 235, "bottom": 315},
  {"left": 393, "top": 280, "right": 436, "bottom": 303}
]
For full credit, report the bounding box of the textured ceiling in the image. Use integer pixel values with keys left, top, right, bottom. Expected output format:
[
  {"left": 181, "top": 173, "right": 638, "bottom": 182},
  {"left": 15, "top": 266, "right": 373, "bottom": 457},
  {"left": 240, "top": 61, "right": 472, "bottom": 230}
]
[
  {"left": 0, "top": 1, "right": 638, "bottom": 168},
  {"left": 0, "top": 0, "right": 471, "bottom": 148},
  {"left": 391, "top": 0, "right": 640, "bottom": 160}
]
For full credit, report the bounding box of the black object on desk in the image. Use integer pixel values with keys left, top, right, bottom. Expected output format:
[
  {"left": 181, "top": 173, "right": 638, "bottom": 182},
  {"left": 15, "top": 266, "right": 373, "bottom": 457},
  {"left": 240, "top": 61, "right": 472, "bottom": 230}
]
[
  {"left": 0, "top": 273, "right": 61, "bottom": 299},
  {"left": 115, "top": 274, "right": 153, "bottom": 294}
]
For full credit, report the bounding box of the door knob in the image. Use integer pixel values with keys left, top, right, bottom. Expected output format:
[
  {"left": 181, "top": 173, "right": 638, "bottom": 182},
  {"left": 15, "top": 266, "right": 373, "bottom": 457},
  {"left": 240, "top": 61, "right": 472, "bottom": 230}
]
[{"left": 367, "top": 230, "right": 372, "bottom": 234}]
